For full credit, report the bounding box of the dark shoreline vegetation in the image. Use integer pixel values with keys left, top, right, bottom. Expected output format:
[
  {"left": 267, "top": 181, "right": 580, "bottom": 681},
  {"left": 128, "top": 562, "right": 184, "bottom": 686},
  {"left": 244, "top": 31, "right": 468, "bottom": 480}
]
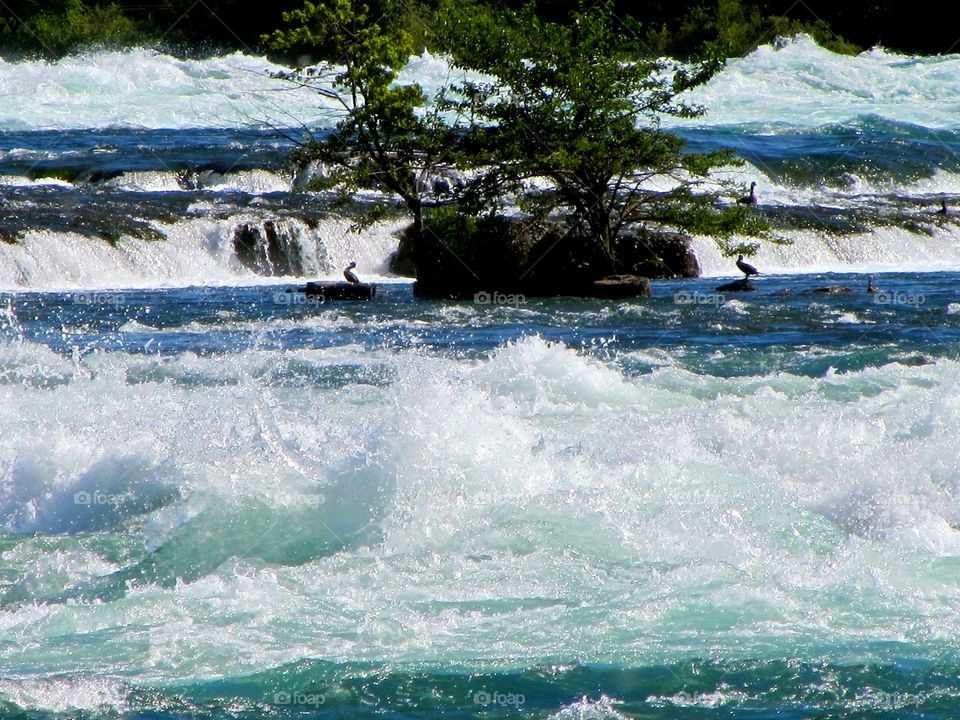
[{"left": 2, "top": 0, "right": 958, "bottom": 60}]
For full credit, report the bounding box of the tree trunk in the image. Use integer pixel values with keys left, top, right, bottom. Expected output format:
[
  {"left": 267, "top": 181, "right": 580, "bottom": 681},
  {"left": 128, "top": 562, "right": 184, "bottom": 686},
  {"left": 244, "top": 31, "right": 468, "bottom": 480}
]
[{"left": 409, "top": 197, "right": 426, "bottom": 276}]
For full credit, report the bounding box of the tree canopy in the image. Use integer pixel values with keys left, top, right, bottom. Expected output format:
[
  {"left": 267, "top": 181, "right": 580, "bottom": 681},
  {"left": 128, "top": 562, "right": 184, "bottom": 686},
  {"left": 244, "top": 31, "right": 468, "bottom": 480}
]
[
  {"left": 437, "top": 0, "right": 760, "bottom": 263},
  {"left": 264, "top": 0, "right": 464, "bottom": 236},
  {"left": 265, "top": 0, "right": 768, "bottom": 287}
]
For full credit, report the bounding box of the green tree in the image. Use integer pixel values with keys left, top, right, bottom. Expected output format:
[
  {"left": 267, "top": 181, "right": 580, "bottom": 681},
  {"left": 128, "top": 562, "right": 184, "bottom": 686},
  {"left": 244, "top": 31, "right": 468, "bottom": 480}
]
[
  {"left": 8, "top": 0, "right": 139, "bottom": 57},
  {"left": 439, "top": 0, "right": 765, "bottom": 268},
  {"left": 672, "top": 0, "right": 859, "bottom": 60},
  {"left": 263, "top": 0, "right": 463, "bottom": 240}
]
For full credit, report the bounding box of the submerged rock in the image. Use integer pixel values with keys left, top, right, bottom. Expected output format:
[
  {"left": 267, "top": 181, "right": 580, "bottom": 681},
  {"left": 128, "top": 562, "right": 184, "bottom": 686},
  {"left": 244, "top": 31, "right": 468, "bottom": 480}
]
[
  {"left": 807, "top": 285, "right": 852, "bottom": 294},
  {"left": 618, "top": 229, "right": 700, "bottom": 278},
  {"left": 233, "top": 219, "right": 308, "bottom": 276},
  {"left": 293, "top": 281, "right": 377, "bottom": 300},
  {"left": 388, "top": 226, "right": 417, "bottom": 277},
  {"left": 715, "top": 278, "right": 757, "bottom": 292}
]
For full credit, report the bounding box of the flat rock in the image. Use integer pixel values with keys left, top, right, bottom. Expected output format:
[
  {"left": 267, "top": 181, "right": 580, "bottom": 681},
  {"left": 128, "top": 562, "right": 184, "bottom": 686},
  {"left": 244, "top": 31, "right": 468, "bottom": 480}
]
[
  {"left": 292, "top": 281, "right": 377, "bottom": 300},
  {"left": 715, "top": 278, "right": 756, "bottom": 292},
  {"left": 587, "top": 275, "right": 651, "bottom": 298}
]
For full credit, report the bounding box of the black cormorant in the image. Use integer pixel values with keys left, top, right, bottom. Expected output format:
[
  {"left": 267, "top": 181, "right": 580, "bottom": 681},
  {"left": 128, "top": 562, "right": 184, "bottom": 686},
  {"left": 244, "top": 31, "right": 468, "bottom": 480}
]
[
  {"left": 738, "top": 181, "right": 758, "bottom": 205},
  {"left": 343, "top": 261, "right": 360, "bottom": 284},
  {"left": 736, "top": 254, "right": 759, "bottom": 278}
]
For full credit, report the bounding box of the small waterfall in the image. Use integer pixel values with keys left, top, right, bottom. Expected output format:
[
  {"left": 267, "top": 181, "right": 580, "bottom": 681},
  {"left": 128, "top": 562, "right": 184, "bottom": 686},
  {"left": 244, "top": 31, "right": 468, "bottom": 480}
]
[
  {"left": 311, "top": 217, "right": 407, "bottom": 277},
  {"left": 0, "top": 215, "right": 402, "bottom": 290},
  {"left": 232, "top": 219, "right": 320, "bottom": 277},
  {"left": 230, "top": 216, "right": 404, "bottom": 279},
  {"left": 691, "top": 224, "right": 960, "bottom": 277}
]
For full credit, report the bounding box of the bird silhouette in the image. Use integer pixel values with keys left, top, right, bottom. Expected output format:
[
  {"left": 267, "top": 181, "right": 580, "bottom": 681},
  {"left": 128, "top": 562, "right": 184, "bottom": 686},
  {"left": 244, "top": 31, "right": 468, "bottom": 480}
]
[
  {"left": 738, "top": 181, "right": 758, "bottom": 205},
  {"left": 736, "top": 254, "right": 759, "bottom": 278},
  {"left": 343, "top": 261, "right": 360, "bottom": 284}
]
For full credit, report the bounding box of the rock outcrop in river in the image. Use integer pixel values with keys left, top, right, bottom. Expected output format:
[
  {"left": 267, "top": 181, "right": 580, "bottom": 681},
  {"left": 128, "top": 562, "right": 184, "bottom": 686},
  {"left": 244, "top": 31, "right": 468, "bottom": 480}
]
[{"left": 392, "top": 217, "right": 698, "bottom": 298}]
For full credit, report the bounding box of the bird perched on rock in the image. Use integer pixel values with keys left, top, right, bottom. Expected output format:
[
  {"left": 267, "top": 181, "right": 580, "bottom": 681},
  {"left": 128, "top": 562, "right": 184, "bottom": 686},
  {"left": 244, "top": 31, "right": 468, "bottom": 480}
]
[
  {"left": 343, "top": 261, "right": 360, "bottom": 284},
  {"left": 738, "top": 181, "right": 758, "bottom": 205},
  {"left": 736, "top": 254, "right": 759, "bottom": 278}
]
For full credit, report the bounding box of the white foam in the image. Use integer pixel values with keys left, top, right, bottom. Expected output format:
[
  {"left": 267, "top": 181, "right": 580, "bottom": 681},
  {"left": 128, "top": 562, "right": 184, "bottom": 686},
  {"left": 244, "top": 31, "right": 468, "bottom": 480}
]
[
  {"left": 0, "top": 175, "right": 73, "bottom": 188},
  {"left": 101, "top": 171, "right": 184, "bottom": 192},
  {"left": 0, "top": 677, "right": 130, "bottom": 713},
  {"left": 693, "top": 224, "right": 960, "bottom": 276},
  {"left": 832, "top": 311, "right": 867, "bottom": 324},
  {"left": 1, "top": 39, "right": 958, "bottom": 136},
  {"left": 196, "top": 169, "right": 292, "bottom": 194},
  {"left": 546, "top": 696, "right": 631, "bottom": 720},
  {"left": 676, "top": 34, "right": 960, "bottom": 129},
  {"left": 0, "top": 215, "right": 403, "bottom": 290},
  {"left": 0, "top": 50, "right": 340, "bottom": 131},
  {"left": 5, "top": 337, "right": 960, "bottom": 681}
]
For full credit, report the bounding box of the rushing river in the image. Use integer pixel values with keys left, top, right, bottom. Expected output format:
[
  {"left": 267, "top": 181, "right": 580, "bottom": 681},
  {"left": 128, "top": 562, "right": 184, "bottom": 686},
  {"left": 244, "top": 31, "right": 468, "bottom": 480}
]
[{"left": 3, "top": 37, "right": 960, "bottom": 720}]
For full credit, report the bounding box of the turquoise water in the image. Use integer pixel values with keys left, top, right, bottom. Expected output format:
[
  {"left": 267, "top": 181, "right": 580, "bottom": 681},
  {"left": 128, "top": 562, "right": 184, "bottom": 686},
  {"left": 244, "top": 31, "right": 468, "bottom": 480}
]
[
  {"left": 4, "top": 279, "right": 960, "bottom": 717},
  {"left": 5, "top": 37, "right": 960, "bottom": 719}
]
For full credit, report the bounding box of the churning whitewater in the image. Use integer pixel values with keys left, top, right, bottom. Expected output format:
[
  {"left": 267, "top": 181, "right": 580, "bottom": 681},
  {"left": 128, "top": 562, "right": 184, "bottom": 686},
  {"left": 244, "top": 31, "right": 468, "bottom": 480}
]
[
  {"left": 4, "top": 36, "right": 960, "bottom": 720},
  {"left": 4, "top": 39, "right": 960, "bottom": 285}
]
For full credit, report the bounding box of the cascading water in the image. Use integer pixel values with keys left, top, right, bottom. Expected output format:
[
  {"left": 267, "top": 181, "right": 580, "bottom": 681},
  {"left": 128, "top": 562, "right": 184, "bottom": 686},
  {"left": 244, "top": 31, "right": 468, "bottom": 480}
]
[
  {"left": 0, "top": 215, "right": 404, "bottom": 290},
  {"left": 4, "top": 36, "right": 960, "bottom": 720}
]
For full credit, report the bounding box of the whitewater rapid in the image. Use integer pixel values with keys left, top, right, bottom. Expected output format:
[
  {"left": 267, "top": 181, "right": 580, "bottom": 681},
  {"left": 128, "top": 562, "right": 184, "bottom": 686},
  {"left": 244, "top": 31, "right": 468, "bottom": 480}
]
[
  {"left": 6, "top": 36, "right": 960, "bottom": 720},
  {"left": 5, "top": 37, "right": 960, "bottom": 285},
  {"left": 3, "top": 332, "right": 960, "bottom": 689},
  {"left": 679, "top": 35, "right": 960, "bottom": 130},
  {"left": 0, "top": 215, "right": 405, "bottom": 290},
  {"left": 5, "top": 38, "right": 960, "bottom": 133}
]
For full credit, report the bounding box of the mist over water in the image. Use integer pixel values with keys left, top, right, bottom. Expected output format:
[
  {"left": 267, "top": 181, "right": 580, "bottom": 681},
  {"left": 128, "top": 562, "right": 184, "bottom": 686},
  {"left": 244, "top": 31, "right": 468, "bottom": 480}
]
[{"left": 3, "top": 37, "right": 960, "bottom": 720}]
